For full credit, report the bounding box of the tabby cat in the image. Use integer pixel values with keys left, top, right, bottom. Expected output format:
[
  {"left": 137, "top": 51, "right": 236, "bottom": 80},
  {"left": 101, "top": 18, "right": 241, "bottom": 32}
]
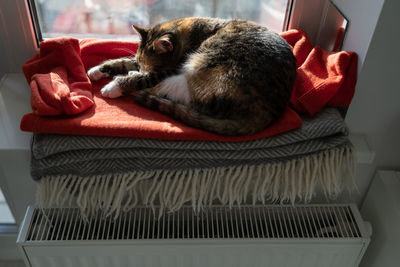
[{"left": 87, "top": 17, "right": 296, "bottom": 135}]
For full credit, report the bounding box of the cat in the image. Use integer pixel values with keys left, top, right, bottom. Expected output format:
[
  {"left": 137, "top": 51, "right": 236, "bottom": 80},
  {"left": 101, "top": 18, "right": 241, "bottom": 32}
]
[{"left": 87, "top": 17, "right": 296, "bottom": 135}]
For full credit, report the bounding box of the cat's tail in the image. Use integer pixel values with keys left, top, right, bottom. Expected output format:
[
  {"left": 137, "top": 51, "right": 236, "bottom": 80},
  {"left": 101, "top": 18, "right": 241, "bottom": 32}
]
[{"left": 134, "top": 91, "right": 255, "bottom": 136}]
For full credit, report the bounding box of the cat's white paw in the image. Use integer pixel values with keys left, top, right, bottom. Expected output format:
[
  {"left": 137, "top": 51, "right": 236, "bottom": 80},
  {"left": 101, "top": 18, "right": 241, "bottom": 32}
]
[
  {"left": 87, "top": 66, "right": 109, "bottom": 80},
  {"left": 100, "top": 80, "right": 123, "bottom": 98},
  {"left": 128, "top": 70, "right": 140, "bottom": 75}
]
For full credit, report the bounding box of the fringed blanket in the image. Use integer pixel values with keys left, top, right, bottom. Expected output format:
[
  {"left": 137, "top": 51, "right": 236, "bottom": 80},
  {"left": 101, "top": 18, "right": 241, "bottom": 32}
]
[{"left": 32, "top": 108, "right": 356, "bottom": 218}]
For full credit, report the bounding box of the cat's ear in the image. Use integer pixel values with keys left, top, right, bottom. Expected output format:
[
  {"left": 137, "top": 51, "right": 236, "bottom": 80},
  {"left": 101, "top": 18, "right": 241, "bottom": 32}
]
[
  {"left": 153, "top": 36, "right": 173, "bottom": 54},
  {"left": 131, "top": 24, "right": 148, "bottom": 40}
]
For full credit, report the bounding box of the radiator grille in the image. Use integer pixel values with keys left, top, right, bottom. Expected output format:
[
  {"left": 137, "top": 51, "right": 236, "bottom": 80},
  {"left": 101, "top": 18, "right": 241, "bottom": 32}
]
[{"left": 25, "top": 205, "right": 361, "bottom": 242}]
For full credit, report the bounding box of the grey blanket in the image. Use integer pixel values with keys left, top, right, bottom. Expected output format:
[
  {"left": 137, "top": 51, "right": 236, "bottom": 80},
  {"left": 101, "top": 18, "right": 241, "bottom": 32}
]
[{"left": 31, "top": 108, "right": 350, "bottom": 180}]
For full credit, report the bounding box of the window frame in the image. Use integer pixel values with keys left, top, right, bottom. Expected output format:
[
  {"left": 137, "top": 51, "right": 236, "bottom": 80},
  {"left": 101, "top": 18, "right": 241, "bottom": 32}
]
[
  {"left": 0, "top": 0, "right": 39, "bottom": 76},
  {"left": 26, "top": 0, "right": 42, "bottom": 48}
]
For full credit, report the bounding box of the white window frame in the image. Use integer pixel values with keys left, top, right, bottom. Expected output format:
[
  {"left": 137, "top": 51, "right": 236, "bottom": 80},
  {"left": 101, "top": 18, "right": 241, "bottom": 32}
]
[{"left": 0, "top": 0, "right": 38, "bottom": 76}]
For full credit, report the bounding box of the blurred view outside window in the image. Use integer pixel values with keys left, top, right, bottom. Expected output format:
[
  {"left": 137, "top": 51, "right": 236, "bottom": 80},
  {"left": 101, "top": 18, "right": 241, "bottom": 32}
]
[{"left": 32, "top": 0, "right": 289, "bottom": 40}]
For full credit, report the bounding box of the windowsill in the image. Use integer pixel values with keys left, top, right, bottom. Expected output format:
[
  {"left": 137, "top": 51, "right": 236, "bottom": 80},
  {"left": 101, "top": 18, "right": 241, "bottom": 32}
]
[
  {"left": 43, "top": 33, "right": 141, "bottom": 42},
  {"left": 0, "top": 73, "right": 31, "bottom": 232},
  {"left": 0, "top": 224, "right": 18, "bottom": 234},
  {"left": 0, "top": 190, "right": 15, "bottom": 224},
  {"left": 349, "top": 134, "right": 375, "bottom": 164},
  {"left": 0, "top": 73, "right": 32, "bottom": 151}
]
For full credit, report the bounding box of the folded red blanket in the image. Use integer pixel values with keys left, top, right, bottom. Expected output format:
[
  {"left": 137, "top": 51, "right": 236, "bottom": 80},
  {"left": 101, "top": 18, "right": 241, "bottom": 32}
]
[
  {"left": 20, "top": 29, "right": 357, "bottom": 141},
  {"left": 281, "top": 30, "right": 358, "bottom": 115},
  {"left": 23, "top": 39, "right": 94, "bottom": 115}
]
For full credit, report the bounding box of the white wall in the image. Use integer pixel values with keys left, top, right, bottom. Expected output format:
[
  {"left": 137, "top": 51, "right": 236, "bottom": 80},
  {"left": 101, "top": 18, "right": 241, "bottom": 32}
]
[
  {"left": 332, "top": 0, "right": 385, "bottom": 72},
  {"left": 334, "top": 0, "right": 400, "bottom": 203}
]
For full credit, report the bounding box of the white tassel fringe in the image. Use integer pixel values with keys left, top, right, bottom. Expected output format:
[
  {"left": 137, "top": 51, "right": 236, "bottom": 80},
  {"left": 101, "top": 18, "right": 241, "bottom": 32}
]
[{"left": 36, "top": 146, "right": 356, "bottom": 219}]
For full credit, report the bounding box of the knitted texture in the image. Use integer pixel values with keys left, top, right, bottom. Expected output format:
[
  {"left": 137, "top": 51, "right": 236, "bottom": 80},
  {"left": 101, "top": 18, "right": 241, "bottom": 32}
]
[{"left": 32, "top": 108, "right": 356, "bottom": 218}]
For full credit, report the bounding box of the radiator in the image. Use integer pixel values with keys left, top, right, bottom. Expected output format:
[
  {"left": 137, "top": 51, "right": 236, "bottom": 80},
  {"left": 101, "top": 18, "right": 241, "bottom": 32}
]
[{"left": 17, "top": 204, "right": 371, "bottom": 267}]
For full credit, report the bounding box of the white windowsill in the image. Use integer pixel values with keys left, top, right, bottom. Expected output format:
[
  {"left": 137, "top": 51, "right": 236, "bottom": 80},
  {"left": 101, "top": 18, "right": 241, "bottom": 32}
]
[
  {"left": 0, "top": 73, "right": 32, "bottom": 151},
  {"left": 349, "top": 134, "right": 376, "bottom": 164},
  {"left": 0, "top": 73, "right": 33, "bottom": 229},
  {"left": 0, "top": 189, "right": 15, "bottom": 224}
]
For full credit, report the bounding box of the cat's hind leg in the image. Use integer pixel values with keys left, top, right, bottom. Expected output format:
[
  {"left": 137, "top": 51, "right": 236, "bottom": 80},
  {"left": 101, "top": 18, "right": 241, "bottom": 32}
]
[
  {"left": 87, "top": 57, "right": 139, "bottom": 80},
  {"left": 148, "top": 74, "right": 191, "bottom": 105}
]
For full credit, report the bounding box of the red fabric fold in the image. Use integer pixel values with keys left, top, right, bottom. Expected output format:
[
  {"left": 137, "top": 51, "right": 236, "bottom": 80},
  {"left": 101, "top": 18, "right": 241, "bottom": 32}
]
[
  {"left": 22, "top": 37, "right": 94, "bottom": 116},
  {"left": 282, "top": 29, "right": 358, "bottom": 116},
  {"left": 20, "top": 29, "right": 357, "bottom": 140},
  {"left": 20, "top": 102, "right": 301, "bottom": 141}
]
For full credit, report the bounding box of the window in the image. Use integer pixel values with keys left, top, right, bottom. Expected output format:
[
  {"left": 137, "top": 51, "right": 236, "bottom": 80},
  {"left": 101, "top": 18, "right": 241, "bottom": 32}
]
[
  {"left": 0, "top": 0, "right": 349, "bottom": 76},
  {"left": 0, "top": 0, "right": 351, "bottom": 75},
  {"left": 29, "top": 0, "right": 292, "bottom": 41}
]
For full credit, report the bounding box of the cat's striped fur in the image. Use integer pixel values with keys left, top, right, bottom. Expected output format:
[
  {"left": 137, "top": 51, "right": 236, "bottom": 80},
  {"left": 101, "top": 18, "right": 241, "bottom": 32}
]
[{"left": 88, "top": 17, "right": 296, "bottom": 135}]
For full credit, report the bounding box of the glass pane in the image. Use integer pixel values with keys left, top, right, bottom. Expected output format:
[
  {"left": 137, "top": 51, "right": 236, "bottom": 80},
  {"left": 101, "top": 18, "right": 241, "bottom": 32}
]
[
  {"left": 0, "top": 188, "right": 15, "bottom": 224},
  {"left": 32, "top": 0, "right": 289, "bottom": 40}
]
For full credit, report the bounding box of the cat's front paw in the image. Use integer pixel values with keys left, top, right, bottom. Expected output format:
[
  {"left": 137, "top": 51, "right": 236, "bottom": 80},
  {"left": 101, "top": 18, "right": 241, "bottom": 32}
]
[
  {"left": 128, "top": 70, "right": 140, "bottom": 75},
  {"left": 87, "top": 66, "right": 109, "bottom": 80},
  {"left": 100, "top": 79, "right": 123, "bottom": 98}
]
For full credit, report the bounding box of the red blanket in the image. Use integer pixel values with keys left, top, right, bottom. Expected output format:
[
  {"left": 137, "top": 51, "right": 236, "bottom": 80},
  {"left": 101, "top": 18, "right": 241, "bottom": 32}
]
[{"left": 20, "top": 29, "right": 357, "bottom": 141}]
